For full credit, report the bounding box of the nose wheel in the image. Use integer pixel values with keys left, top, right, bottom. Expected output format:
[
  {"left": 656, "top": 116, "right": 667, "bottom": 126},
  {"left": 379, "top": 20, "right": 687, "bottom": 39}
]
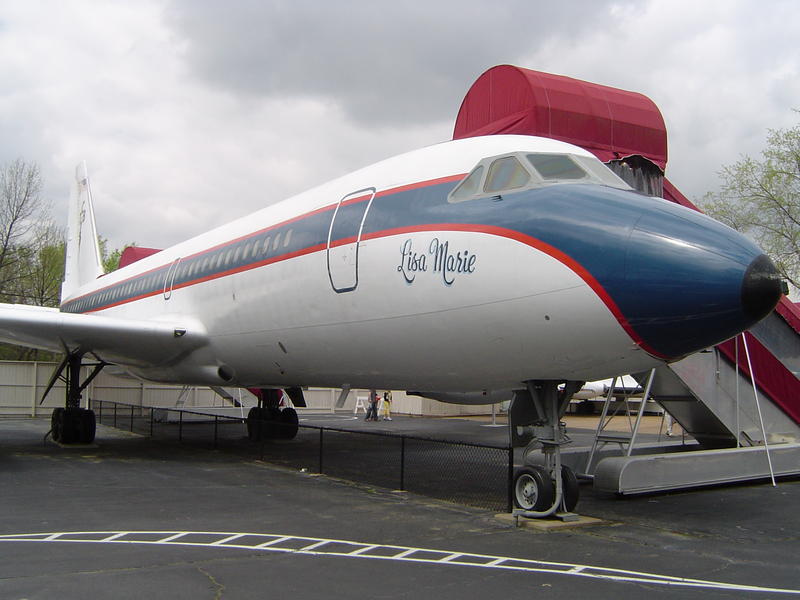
[
  {"left": 513, "top": 466, "right": 554, "bottom": 511},
  {"left": 513, "top": 465, "right": 579, "bottom": 512},
  {"left": 509, "top": 380, "right": 582, "bottom": 517}
]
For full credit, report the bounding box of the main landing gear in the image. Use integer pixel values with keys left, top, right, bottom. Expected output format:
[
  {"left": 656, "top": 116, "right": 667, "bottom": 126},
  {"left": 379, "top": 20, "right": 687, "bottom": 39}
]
[
  {"left": 43, "top": 351, "right": 106, "bottom": 444},
  {"left": 247, "top": 388, "right": 299, "bottom": 441},
  {"left": 509, "top": 380, "right": 582, "bottom": 517}
]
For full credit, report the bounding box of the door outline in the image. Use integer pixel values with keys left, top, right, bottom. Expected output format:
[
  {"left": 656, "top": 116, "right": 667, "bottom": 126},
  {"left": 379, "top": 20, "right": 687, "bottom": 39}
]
[
  {"left": 163, "top": 258, "right": 181, "bottom": 300},
  {"left": 326, "top": 187, "right": 376, "bottom": 293}
]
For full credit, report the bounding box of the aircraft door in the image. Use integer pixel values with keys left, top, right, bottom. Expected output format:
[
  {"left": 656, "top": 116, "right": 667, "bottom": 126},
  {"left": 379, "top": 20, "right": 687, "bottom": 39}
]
[
  {"left": 326, "top": 187, "right": 376, "bottom": 293},
  {"left": 163, "top": 258, "right": 181, "bottom": 300}
]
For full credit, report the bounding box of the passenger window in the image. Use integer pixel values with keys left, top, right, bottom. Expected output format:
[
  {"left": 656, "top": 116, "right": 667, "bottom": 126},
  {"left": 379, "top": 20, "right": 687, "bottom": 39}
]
[
  {"left": 484, "top": 157, "right": 530, "bottom": 193},
  {"left": 272, "top": 233, "right": 282, "bottom": 251},
  {"left": 283, "top": 229, "right": 293, "bottom": 248},
  {"left": 450, "top": 166, "right": 484, "bottom": 201},
  {"left": 527, "top": 154, "right": 587, "bottom": 181}
]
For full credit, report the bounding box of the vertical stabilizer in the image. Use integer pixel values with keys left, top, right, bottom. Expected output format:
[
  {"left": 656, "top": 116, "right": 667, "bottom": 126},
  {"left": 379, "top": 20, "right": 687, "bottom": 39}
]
[{"left": 61, "top": 162, "right": 104, "bottom": 303}]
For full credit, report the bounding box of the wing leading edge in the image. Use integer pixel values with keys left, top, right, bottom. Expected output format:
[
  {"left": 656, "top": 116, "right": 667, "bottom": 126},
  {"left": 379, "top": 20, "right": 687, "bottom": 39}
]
[{"left": 0, "top": 303, "right": 208, "bottom": 368}]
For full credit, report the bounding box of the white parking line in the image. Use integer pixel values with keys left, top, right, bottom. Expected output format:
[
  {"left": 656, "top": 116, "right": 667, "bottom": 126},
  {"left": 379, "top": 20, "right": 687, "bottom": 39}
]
[{"left": 0, "top": 530, "right": 797, "bottom": 595}]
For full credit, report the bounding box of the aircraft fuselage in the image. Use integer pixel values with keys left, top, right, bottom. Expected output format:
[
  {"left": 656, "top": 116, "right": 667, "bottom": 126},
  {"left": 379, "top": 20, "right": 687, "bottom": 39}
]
[{"left": 59, "top": 135, "right": 782, "bottom": 393}]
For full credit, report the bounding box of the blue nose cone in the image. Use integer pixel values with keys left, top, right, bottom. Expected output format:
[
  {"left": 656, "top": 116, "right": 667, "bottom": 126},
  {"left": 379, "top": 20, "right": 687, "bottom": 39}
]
[{"left": 618, "top": 199, "right": 783, "bottom": 358}]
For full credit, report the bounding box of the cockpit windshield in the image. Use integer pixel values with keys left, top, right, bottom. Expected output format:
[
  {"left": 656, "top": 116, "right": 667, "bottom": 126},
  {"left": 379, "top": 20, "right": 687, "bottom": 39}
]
[{"left": 449, "top": 151, "right": 631, "bottom": 203}]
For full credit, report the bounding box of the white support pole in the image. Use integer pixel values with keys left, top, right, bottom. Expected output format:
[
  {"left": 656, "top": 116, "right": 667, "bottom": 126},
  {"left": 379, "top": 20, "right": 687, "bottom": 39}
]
[
  {"left": 735, "top": 338, "right": 741, "bottom": 448},
  {"left": 30, "top": 362, "right": 38, "bottom": 417},
  {"left": 741, "top": 333, "right": 776, "bottom": 487}
]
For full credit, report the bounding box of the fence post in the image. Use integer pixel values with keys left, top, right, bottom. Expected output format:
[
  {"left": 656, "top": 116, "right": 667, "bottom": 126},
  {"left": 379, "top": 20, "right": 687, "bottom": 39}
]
[
  {"left": 31, "top": 362, "right": 38, "bottom": 417},
  {"left": 179, "top": 411, "right": 183, "bottom": 442},
  {"left": 113, "top": 403, "right": 117, "bottom": 428},
  {"left": 507, "top": 445, "right": 514, "bottom": 513},
  {"left": 399, "top": 436, "right": 406, "bottom": 491},
  {"left": 150, "top": 407, "right": 154, "bottom": 437},
  {"left": 318, "top": 428, "right": 324, "bottom": 474},
  {"left": 213, "top": 415, "right": 218, "bottom": 448},
  {"left": 130, "top": 405, "right": 134, "bottom": 432}
]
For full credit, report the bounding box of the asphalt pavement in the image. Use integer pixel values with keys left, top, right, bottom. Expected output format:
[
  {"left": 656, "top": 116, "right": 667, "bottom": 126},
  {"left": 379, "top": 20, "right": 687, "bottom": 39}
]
[{"left": 1, "top": 415, "right": 798, "bottom": 599}]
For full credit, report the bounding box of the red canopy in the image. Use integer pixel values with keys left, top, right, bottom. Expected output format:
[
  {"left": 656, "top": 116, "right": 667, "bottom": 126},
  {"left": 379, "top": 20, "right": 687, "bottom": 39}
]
[
  {"left": 453, "top": 65, "right": 668, "bottom": 171},
  {"left": 118, "top": 246, "right": 162, "bottom": 269}
]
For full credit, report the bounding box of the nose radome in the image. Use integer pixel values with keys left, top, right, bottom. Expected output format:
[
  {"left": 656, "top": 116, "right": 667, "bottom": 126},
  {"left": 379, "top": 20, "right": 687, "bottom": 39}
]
[{"left": 741, "top": 254, "right": 784, "bottom": 322}]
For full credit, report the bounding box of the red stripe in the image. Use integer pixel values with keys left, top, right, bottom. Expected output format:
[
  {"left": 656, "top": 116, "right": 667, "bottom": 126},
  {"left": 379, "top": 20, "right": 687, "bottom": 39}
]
[
  {"left": 73, "top": 171, "right": 657, "bottom": 357},
  {"left": 81, "top": 222, "right": 657, "bottom": 357},
  {"left": 72, "top": 173, "right": 467, "bottom": 304}
]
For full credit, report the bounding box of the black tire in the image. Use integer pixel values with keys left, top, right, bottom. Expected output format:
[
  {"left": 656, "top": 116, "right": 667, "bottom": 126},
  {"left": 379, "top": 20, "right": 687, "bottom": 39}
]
[
  {"left": 278, "top": 407, "right": 299, "bottom": 440},
  {"left": 80, "top": 410, "right": 96, "bottom": 444},
  {"left": 247, "top": 407, "right": 264, "bottom": 441},
  {"left": 264, "top": 406, "right": 282, "bottom": 439},
  {"left": 561, "top": 465, "right": 580, "bottom": 512},
  {"left": 513, "top": 466, "right": 555, "bottom": 511},
  {"left": 60, "top": 407, "right": 82, "bottom": 444},
  {"left": 51, "top": 408, "right": 65, "bottom": 442}
]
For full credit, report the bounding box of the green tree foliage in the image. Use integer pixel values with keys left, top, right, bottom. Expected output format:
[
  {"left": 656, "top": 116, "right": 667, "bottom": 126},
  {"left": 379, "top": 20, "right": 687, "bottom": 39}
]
[
  {"left": 98, "top": 236, "right": 134, "bottom": 273},
  {"left": 701, "top": 118, "right": 800, "bottom": 290}
]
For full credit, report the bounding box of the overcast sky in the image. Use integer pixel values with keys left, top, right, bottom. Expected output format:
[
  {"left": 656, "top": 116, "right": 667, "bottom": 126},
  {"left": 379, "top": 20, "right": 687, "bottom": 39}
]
[{"left": 1, "top": 0, "right": 798, "bottom": 250}]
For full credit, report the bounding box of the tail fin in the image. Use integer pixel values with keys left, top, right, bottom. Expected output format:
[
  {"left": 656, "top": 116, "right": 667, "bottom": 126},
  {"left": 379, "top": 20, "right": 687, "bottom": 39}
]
[{"left": 61, "top": 162, "right": 104, "bottom": 303}]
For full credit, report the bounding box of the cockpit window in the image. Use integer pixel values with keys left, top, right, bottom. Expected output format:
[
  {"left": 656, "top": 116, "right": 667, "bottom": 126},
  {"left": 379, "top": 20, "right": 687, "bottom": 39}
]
[
  {"left": 484, "top": 156, "right": 530, "bottom": 192},
  {"left": 448, "top": 150, "right": 631, "bottom": 203},
  {"left": 526, "top": 154, "right": 587, "bottom": 181},
  {"left": 449, "top": 165, "right": 484, "bottom": 201}
]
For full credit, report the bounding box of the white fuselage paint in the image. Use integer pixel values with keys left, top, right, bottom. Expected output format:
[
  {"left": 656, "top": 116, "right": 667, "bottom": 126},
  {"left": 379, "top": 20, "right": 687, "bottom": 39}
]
[{"left": 68, "top": 136, "right": 659, "bottom": 392}]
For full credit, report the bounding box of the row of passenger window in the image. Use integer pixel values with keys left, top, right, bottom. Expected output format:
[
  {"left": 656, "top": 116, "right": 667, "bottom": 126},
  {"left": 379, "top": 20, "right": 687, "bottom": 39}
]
[
  {"left": 175, "top": 228, "right": 294, "bottom": 286},
  {"left": 66, "top": 226, "right": 297, "bottom": 313}
]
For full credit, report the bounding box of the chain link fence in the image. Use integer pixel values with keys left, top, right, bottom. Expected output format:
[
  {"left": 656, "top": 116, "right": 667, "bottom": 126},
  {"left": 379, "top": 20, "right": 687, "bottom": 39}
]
[{"left": 91, "top": 399, "right": 512, "bottom": 512}]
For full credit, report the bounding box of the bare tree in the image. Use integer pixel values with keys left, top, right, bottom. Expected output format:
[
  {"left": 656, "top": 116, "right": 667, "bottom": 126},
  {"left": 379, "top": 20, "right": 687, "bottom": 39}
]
[{"left": 0, "top": 159, "right": 44, "bottom": 296}]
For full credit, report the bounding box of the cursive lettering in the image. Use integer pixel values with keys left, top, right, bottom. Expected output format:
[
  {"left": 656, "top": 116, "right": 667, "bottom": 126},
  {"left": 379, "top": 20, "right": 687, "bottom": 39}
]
[{"left": 397, "top": 237, "right": 476, "bottom": 286}]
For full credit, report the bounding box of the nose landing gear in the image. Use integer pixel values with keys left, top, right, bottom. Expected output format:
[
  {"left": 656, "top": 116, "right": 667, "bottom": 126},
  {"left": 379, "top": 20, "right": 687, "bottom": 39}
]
[{"left": 510, "top": 380, "right": 582, "bottom": 518}]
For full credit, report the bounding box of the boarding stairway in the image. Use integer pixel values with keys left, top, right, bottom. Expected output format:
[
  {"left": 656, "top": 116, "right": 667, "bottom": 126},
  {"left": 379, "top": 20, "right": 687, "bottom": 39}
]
[{"left": 582, "top": 181, "right": 800, "bottom": 494}]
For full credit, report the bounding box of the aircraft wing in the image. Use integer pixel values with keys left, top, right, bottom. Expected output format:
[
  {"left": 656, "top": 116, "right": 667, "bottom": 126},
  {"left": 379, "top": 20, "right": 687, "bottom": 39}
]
[{"left": 0, "top": 303, "right": 208, "bottom": 367}]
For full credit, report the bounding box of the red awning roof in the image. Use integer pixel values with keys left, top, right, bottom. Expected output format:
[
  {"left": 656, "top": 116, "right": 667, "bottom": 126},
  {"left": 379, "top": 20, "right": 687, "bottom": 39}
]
[
  {"left": 118, "top": 246, "right": 162, "bottom": 269},
  {"left": 453, "top": 65, "right": 668, "bottom": 170}
]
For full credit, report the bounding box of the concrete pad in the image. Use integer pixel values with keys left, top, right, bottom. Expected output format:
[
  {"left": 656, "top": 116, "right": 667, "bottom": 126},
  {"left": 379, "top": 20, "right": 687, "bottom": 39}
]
[{"left": 495, "top": 513, "right": 606, "bottom": 530}]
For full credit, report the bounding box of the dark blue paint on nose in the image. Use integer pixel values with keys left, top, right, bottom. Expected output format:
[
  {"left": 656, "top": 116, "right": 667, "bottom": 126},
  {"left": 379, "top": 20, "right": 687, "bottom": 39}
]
[
  {"left": 615, "top": 197, "right": 782, "bottom": 358},
  {"left": 741, "top": 253, "right": 784, "bottom": 322}
]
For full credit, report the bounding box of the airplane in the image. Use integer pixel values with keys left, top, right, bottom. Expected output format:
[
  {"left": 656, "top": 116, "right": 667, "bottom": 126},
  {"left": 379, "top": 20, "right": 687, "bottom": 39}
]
[{"left": 0, "top": 134, "right": 784, "bottom": 515}]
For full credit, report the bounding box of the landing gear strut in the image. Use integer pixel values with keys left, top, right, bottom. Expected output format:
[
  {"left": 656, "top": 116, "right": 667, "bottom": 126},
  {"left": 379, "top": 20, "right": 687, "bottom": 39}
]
[
  {"left": 247, "top": 388, "right": 299, "bottom": 441},
  {"left": 509, "top": 380, "right": 582, "bottom": 517},
  {"left": 43, "top": 351, "right": 106, "bottom": 444}
]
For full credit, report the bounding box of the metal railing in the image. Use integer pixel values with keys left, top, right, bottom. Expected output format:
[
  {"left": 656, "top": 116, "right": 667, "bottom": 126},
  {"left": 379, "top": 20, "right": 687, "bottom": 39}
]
[{"left": 91, "top": 399, "right": 513, "bottom": 512}]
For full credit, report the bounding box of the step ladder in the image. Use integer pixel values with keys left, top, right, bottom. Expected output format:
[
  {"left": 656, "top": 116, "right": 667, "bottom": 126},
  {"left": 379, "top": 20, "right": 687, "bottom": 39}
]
[{"left": 583, "top": 368, "right": 656, "bottom": 476}]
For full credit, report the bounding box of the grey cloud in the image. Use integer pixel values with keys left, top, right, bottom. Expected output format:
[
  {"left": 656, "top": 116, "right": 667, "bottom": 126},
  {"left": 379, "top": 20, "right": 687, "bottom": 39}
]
[{"left": 164, "top": 0, "right": 618, "bottom": 127}]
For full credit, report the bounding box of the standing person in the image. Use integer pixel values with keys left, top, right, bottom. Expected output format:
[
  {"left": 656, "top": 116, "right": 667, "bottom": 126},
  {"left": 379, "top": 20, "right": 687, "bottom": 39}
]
[
  {"left": 365, "top": 389, "right": 379, "bottom": 421},
  {"left": 382, "top": 391, "right": 392, "bottom": 421}
]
